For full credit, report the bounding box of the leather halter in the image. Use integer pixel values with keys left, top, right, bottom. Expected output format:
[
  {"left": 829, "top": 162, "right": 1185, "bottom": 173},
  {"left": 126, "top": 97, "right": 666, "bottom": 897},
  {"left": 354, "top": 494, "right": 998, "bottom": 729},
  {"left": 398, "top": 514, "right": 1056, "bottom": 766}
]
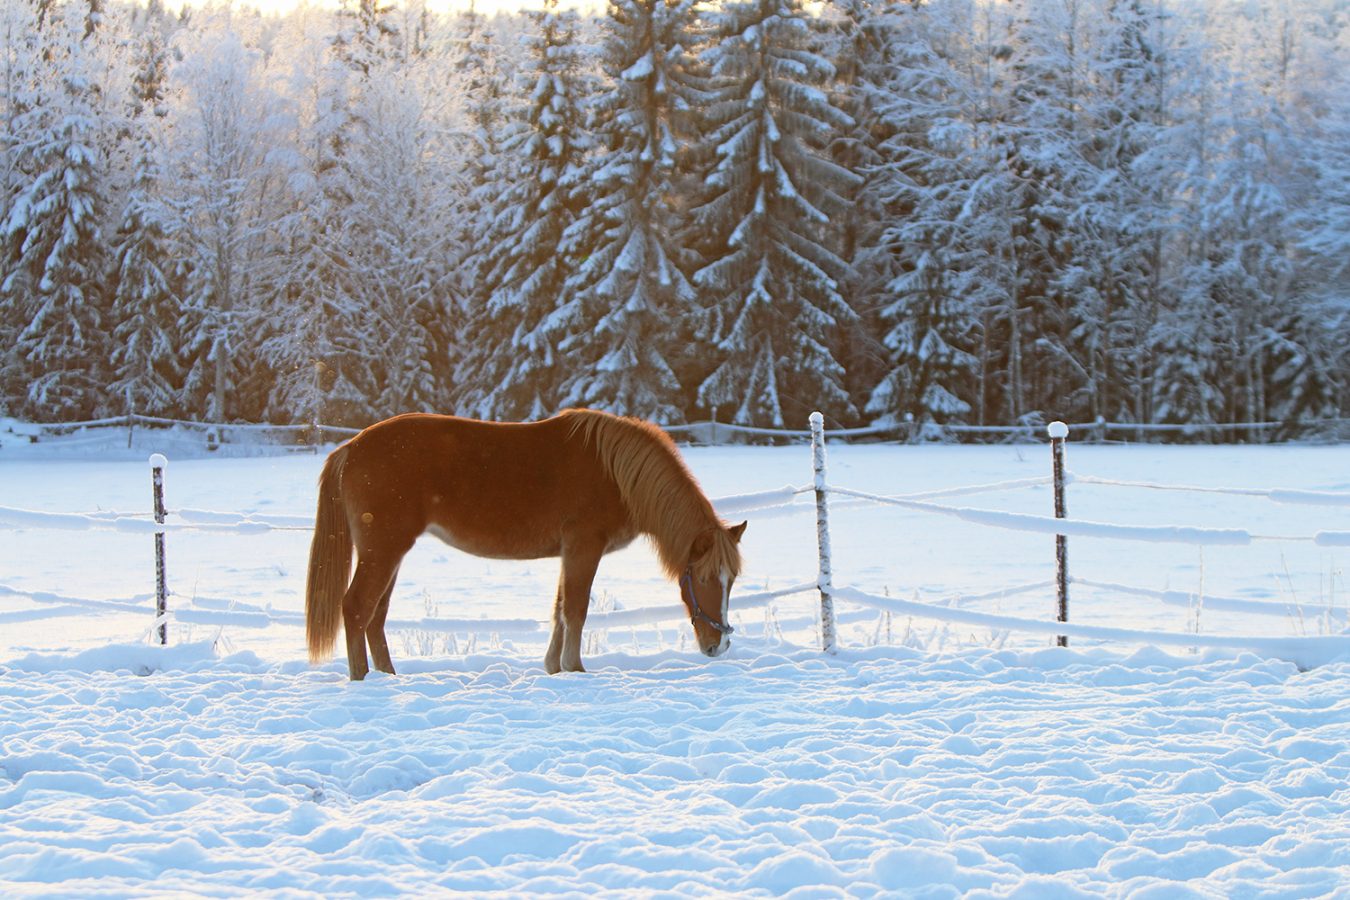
[{"left": 680, "top": 567, "right": 734, "bottom": 635}]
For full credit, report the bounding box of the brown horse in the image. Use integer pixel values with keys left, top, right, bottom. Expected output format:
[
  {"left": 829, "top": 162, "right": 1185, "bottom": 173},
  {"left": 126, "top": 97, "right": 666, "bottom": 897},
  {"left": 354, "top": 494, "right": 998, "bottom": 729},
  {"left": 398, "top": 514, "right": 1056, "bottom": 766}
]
[{"left": 305, "top": 409, "right": 747, "bottom": 680}]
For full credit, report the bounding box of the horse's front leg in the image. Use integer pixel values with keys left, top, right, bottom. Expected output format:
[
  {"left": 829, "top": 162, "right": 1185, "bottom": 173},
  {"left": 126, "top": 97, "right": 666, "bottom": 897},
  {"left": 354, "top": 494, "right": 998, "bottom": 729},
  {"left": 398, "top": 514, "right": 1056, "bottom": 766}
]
[
  {"left": 545, "top": 540, "right": 603, "bottom": 674},
  {"left": 544, "top": 580, "right": 565, "bottom": 675}
]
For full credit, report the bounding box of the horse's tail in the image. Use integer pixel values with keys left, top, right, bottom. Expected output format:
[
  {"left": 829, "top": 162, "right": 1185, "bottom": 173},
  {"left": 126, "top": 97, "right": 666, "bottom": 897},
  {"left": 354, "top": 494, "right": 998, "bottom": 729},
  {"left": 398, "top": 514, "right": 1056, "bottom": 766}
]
[{"left": 306, "top": 443, "right": 353, "bottom": 664}]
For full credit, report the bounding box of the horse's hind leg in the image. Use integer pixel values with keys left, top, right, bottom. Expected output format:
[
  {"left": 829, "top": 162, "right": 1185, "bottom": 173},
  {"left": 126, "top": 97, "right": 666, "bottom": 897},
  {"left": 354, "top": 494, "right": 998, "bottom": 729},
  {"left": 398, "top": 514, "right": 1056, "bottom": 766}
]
[
  {"left": 366, "top": 570, "right": 399, "bottom": 676},
  {"left": 342, "top": 557, "right": 401, "bottom": 681}
]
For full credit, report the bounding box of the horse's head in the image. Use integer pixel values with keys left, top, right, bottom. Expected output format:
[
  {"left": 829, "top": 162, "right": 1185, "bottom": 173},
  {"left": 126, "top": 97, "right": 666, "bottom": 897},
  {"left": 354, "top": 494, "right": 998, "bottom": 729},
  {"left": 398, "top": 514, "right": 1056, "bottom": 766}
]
[{"left": 680, "top": 520, "right": 748, "bottom": 658}]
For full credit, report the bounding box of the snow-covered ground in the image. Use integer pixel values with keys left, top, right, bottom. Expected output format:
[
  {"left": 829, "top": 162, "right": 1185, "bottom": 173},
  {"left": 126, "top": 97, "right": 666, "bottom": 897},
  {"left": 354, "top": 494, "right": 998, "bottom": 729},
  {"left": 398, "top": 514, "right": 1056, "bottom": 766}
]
[{"left": 2, "top": 426, "right": 1348, "bottom": 896}]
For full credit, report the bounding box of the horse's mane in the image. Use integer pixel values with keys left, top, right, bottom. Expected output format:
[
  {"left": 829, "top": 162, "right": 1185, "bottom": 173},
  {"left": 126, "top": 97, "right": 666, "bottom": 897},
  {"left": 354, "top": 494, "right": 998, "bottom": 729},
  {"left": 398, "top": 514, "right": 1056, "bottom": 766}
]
[{"left": 564, "top": 409, "right": 741, "bottom": 582}]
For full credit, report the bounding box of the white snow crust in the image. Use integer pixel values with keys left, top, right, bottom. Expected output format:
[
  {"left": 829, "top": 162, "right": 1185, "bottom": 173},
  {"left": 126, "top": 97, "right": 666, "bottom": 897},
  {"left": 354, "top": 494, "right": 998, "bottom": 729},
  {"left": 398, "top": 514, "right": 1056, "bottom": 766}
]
[{"left": 2, "top": 642, "right": 1346, "bottom": 897}]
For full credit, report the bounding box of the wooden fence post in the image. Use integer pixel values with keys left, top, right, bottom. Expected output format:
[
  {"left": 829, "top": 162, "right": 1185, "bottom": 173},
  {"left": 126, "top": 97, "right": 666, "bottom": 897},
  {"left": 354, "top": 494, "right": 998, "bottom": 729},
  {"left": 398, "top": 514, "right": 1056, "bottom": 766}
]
[
  {"left": 149, "top": 453, "right": 169, "bottom": 645},
  {"left": 1048, "top": 422, "right": 1069, "bottom": 646},
  {"left": 810, "top": 412, "right": 837, "bottom": 654}
]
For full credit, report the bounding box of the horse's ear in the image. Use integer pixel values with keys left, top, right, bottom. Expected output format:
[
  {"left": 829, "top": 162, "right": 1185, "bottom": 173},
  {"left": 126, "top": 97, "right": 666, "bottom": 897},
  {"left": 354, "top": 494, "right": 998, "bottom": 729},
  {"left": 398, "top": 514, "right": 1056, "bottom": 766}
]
[{"left": 729, "top": 521, "right": 747, "bottom": 543}]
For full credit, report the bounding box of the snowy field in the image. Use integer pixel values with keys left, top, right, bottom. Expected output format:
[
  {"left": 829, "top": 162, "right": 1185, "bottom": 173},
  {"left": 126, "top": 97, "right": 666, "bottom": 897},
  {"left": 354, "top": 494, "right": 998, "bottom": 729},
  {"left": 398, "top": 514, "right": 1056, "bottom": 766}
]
[{"left": 2, "top": 425, "right": 1349, "bottom": 896}]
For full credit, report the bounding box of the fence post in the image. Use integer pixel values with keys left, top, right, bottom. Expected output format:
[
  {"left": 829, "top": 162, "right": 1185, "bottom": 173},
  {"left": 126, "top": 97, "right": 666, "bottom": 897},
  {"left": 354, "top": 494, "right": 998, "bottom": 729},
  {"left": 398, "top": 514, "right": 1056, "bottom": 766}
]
[
  {"left": 1048, "top": 422, "right": 1069, "bottom": 647},
  {"left": 809, "top": 412, "right": 837, "bottom": 654},
  {"left": 149, "top": 453, "right": 169, "bottom": 646}
]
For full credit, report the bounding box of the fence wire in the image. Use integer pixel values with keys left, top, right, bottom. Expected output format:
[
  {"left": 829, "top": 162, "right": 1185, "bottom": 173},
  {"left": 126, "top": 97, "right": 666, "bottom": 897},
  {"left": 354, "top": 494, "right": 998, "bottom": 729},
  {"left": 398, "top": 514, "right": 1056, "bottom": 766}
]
[{"left": 3, "top": 421, "right": 1348, "bottom": 663}]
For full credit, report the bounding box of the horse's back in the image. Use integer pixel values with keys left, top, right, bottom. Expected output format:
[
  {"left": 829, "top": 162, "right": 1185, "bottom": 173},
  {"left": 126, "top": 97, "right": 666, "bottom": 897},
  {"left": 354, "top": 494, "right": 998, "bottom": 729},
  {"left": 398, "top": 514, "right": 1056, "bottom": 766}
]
[{"left": 337, "top": 413, "right": 632, "bottom": 560}]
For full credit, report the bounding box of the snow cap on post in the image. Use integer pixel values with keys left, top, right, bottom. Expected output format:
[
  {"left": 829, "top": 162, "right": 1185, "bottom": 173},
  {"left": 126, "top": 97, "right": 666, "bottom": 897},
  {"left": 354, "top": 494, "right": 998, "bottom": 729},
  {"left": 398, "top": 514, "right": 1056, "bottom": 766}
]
[
  {"left": 1047, "top": 421, "right": 1069, "bottom": 440},
  {"left": 149, "top": 453, "right": 168, "bottom": 471}
]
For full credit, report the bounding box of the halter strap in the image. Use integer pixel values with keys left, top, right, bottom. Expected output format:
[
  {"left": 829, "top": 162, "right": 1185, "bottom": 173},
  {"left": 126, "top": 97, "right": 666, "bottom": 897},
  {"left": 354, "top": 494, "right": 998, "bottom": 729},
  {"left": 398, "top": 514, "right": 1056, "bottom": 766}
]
[{"left": 680, "top": 567, "right": 735, "bottom": 636}]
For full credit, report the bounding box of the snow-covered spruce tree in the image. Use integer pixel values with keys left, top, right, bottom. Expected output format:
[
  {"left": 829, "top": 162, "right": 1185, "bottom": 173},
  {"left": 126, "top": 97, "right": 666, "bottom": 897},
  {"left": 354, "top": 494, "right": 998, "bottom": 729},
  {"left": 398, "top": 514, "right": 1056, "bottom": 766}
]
[
  {"left": 108, "top": 15, "right": 182, "bottom": 419},
  {"left": 0, "top": 0, "right": 44, "bottom": 412},
  {"left": 863, "top": 0, "right": 982, "bottom": 432},
  {"left": 1263, "top": 302, "right": 1342, "bottom": 435},
  {"left": 1150, "top": 5, "right": 1224, "bottom": 435},
  {"left": 870, "top": 0, "right": 1043, "bottom": 430},
  {"left": 349, "top": 27, "right": 450, "bottom": 417},
  {"left": 1209, "top": 109, "right": 1289, "bottom": 431},
  {"left": 1097, "top": 0, "right": 1183, "bottom": 433},
  {"left": 823, "top": 0, "right": 886, "bottom": 263},
  {"left": 1052, "top": 0, "right": 1188, "bottom": 431},
  {"left": 324, "top": 0, "right": 451, "bottom": 421},
  {"left": 1041, "top": 0, "right": 1170, "bottom": 428},
  {"left": 1188, "top": 6, "right": 1307, "bottom": 434},
  {"left": 994, "top": 0, "right": 1092, "bottom": 426},
  {"left": 1278, "top": 23, "right": 1350, "bottom": 429},
  {"left": 170, "top": 19, "right": 291, "bottom": 423},
  {"left": 449, "top": 8, "right": 510, "bottom": 316},
  {"left": 688, "top": 0, "right": 860, "bottom": 429},
  {"left": 332, "top": 0, "right": 400, "bottom": 77},
  {"left": 1, "top": 7, "right": 110, "bottom": 419},
  {"left": 1234, "top": 0, "right": 1346, "bottom": 434},
  {"left": 1150, "top": 287, "right": 1225, "bottom": 436},
  {"left": 819, "top": 0, "right": 891, "bottom": 410},
  {"left": 258, "top": 4, "right": 403, "bottom": 429},
  {"left": 553, "top": 0, "right": 702, "bottom": 422},
  {"left": 455, "top": 0, "right": 593, "bottom": 420}
]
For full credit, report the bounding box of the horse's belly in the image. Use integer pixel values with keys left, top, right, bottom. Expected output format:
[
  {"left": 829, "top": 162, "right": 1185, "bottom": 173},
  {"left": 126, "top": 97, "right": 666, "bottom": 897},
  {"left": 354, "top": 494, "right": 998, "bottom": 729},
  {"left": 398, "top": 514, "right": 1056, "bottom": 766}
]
[{"left": 423, "top": 522, "right": 560, "bottom": 560}]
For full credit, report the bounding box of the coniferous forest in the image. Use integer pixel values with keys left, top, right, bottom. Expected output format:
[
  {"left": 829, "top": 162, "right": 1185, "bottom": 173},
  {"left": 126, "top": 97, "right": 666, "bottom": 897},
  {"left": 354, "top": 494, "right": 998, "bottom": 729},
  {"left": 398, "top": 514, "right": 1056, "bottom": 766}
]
[{"left": 3, "top": 0, "right": 1348, "bottom": 434}]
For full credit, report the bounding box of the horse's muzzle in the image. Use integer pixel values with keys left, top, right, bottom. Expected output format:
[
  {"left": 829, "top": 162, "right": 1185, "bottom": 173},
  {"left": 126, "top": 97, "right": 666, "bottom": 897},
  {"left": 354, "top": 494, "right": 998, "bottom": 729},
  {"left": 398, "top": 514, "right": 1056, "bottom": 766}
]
[{"left": 703, "top": 637, "right": 730, "bottom": 658}]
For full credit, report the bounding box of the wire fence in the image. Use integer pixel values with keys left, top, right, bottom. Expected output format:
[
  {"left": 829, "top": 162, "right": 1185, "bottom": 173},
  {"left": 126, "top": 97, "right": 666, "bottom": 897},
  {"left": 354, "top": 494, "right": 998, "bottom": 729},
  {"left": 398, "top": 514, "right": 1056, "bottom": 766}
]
[
  {"left": 8, "top": 410, "right": 1350, "bottom": 452},
  {"left": 804, "top": 417, "right": 1350, "bottom": 669},
  {"left": 2, "top": 415, "right": 1349, "bottom": 668}
]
